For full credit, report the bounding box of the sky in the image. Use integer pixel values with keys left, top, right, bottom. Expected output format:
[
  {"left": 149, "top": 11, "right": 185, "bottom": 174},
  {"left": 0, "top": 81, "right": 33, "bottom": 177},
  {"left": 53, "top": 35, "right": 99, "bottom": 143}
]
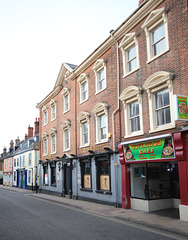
[{"left": 0, "top": 0, "right": 139, "bottom": 152}]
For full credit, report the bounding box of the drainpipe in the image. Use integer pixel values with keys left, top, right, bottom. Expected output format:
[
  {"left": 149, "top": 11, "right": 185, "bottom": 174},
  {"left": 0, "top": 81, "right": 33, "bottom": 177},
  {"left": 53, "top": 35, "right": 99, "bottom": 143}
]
[
  {"left": 112, "top": 37, "right": 120, "bottom": 151},
  {"left": 111, "top": 31, "right": 120, "bottom": 207}
]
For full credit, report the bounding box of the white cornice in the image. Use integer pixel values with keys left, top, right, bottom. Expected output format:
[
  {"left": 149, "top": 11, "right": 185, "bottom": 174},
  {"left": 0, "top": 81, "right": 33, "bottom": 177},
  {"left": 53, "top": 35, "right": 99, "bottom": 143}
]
[
  {"left": 36, "top": 85, "right": 63, "bottom": 109},
  {"left": 68, "top": 0, "right": 164, "bottom": 80}
]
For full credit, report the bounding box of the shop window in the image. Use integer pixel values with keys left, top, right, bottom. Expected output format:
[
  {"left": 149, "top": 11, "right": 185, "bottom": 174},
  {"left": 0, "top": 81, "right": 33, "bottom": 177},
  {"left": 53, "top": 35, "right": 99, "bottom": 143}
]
[
  {"left": 143, "top": 71, "right": 174, "bottom": 133},
  {"left": 77, "top": 112, "right": 90, "bottom": 147},
  {"left": 96, "top": 156, "right": 111, "bottom": 193},
  {"left": 62, "top": 88, "right": 70, "bottom": 113},
  {"left": 42, "top": 106, "right": 48, "bottom": 126},
  {"left": 142, "top": 8, "right": 169, "bottom": 63},
  {"left": 119, "top": 32, "right": 139, "bottom": 77},
  {"left": 93, "top": 59, "right": 106, "bottom": 94},
  {"left": 43, "top": 164, "right": 48, "bottom": 185},
  {"left": 92, "top": 102, "right": 109, "bottom": 144},
  {"left": 50, "top": 162, "right": 56, "bottom": 186},
  {"left": 77, "top": 74, "right": 89, "bottom": 103},
  {"left": 130, "top": 162, "right": 180, "bottom": 200},
  {"left": 80, "top": 159, "right": 92, "bottom": 190},
  {"left": 120, "top": 86, "right": 143, "bottom": 138}
]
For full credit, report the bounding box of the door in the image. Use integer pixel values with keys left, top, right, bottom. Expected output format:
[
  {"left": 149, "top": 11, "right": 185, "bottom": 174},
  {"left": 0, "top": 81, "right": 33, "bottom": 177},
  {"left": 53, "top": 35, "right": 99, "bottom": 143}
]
[{"left": 64, "top": 163, "right": 72, "bottom": 197}]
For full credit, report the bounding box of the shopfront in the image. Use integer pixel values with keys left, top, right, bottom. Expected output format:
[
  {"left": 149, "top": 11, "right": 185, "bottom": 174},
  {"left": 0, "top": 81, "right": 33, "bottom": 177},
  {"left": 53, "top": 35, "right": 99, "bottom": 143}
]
[
  {"left": 17, "top": 168, "right": 27, "bottom": 189},
  {"left": 118, "top": 132, "right": 188, "bottom": 220}
]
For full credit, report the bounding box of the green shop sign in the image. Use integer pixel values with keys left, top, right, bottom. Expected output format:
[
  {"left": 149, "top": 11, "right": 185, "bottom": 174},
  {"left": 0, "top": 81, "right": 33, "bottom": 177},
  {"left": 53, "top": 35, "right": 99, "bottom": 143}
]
[{"left": 124, "top": 138, "right": 175, "bottom": 162}]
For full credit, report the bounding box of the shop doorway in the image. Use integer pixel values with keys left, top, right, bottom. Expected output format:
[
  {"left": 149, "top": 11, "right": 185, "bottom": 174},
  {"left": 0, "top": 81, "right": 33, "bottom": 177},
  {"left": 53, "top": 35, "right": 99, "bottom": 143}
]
[
  {"left": 130, "top": 161, "right": 180, "bottom": 213},
  {"left": 63, "top": 163, "right": 72, "bottom": 197}
]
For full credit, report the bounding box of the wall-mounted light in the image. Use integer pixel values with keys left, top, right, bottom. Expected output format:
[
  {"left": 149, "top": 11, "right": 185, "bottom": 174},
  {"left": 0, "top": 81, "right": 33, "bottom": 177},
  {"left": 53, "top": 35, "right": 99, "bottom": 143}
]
[
  {"left": 58, "top": 161, "right": 63, "bottom": 171},
  {"left": 70, "top": 154, "right": 77, "bottom": 158},
  {"left": 88, "top": 149, "right": 94, "bottom": 154},
  {"left": 104, "top": 147, "right": 111, "bottom": 151}
]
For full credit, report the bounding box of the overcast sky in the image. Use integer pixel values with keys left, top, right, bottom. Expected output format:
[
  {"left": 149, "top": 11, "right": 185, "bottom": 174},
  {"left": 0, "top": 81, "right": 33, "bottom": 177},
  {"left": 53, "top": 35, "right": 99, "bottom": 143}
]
[{"left": 0, "top": 0, "right": 138, "bottom": 152}]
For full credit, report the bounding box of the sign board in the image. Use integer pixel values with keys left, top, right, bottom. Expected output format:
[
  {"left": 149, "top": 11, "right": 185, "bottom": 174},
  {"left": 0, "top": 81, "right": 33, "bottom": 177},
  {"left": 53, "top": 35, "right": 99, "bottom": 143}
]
[
  {"left": 173, "top": 94, "right": 188, "bottom": 121},
  {"left": 124, "top": 137, "right": 175, "bottom": 162}
]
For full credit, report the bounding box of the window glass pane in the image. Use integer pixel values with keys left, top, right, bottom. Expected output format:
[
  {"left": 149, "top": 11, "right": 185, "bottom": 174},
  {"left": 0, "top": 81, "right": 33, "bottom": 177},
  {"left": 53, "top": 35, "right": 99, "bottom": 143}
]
[
  {"left": 129, "top": 101, "right": 140, "bottom": 132},
  {"left": 155, "top": 90, "right": 170, "bottom": 126},
  {"left": 99, "top": 115, "right": 106, "bottom": 140},
  {"left": 82, "top": 81, "right": 88, "bottom": 100},
  {"left": 163, "top": 90, "right": 169, "bottom": 106},
  {"left": 152, "top": 23, "right": 166, "bottom": 56},
  {"left": 98, "top": 69, "right": 105, "bottom": 90},
  {"left": 83, "top": 122, "right": 88, "bottom": 145},
  {"left": 65, "top": 130, "right": 69, "bottom": 149},
  {"left": 127, "top": 45, "right": 137, "bottom": 72},
  {"left": 99, "top": 161, "right": 109, "bottom": 175},
  {"left": 165, "top": 107, "right": 171, "bottom": 124},
  {"left": 152, "top": 23, "right": 165, "bottom": 44}
]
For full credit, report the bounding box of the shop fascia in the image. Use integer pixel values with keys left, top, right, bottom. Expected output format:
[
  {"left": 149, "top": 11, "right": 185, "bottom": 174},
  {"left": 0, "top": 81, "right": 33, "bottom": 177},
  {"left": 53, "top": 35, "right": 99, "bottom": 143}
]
[{"left": 121, "top": 134, "right": 175, "bottom": 163}]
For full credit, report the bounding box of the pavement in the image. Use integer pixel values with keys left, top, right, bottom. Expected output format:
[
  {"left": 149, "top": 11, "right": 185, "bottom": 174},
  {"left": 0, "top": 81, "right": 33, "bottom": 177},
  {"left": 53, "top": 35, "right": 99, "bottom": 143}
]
[{"left": 1, "top": 185, "right": 188, "bottom": 238}]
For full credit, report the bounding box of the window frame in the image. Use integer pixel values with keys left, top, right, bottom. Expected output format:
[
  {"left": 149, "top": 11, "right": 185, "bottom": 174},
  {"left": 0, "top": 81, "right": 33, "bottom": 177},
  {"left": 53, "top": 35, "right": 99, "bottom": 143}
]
[
  {"left": 62, "top": 88, "right": 70, "bottom": 113},
  {"left": 142, "top": 8, "right": 169, "bottom": 63},
  {"left": 80, "top": 158, "right": 92, "bottom": 191},
  {"left": 92, "top": 103, "right": 109, "bottom": 144},
  {"left": 120, "top": 86, "right": 144, "bottom": 138},
  {"left": 95, "top": 155, "right": 111, "bottom": 194},
  {"left": 42, "top": 132, "right": 49, "bottom": 156},
  {"left": 42, "top": 106, "right": 48, "bottom": 126},
  {"left": 77, "top": 112, "right": 90, "bottom": 148},
  {"left": 93, "top": 59, "right": 107, "bottom": 94},
  {"left": 143, "top": 71, "right": 175, "bottom": 133},
  {"left": 77, "top": 74, "right": 89, "bottom": 104},
  {"left": 119, "top": 32, "right": 139, "bottom": 77},
  {"left": 50, "top": 128, "right": 57, "bottom": 154},
  {"left": 61, "top": 120, "right": 71, "bottom": 152},
  {"left": 50, "top": 99, "right": 56, "bottom": 121}
]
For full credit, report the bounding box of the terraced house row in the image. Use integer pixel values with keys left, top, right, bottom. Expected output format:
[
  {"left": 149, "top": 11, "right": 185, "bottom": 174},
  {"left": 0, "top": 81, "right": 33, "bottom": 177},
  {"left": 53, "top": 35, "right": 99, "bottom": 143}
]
[{"left": 2, "top": 0, "right": 188, "bottom": 221}]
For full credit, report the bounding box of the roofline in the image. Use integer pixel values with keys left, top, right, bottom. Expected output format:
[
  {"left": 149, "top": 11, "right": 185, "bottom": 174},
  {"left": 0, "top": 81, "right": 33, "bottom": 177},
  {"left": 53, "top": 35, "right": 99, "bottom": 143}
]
[{"left": 68, "top": 0, "right": 163, "bottom": 79}]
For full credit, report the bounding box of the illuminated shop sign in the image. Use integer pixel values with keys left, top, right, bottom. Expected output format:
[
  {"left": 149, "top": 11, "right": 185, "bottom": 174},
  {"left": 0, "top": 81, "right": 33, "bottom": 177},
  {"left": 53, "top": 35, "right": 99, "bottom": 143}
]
[
  {"left": 173, "top": 94, "right": 188, "bottom": 121},
  {"left": 124, "top": 137, "right": 175, "bottom": 162}
]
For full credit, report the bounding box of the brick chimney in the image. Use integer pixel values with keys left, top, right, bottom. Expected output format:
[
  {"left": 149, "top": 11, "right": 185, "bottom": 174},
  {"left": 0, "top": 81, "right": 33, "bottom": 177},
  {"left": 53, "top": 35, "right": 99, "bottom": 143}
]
[
  {"left": 15, "top": 136, "right": 20, "bottom": 145},
  {"left": 3, "top": 147, "right": 7, "bottom": 156},
  {"left": 9, "top": 140, "right": 14, "bottom": 152},
  {"left": 28, "top": 125, "right": 33, "bottom": 138},
  {"left": 34, "top": 118, "right": 39, "bottom": 136},
  {"left": 25, "top": 133, "right": 28, "bottom": 141}
]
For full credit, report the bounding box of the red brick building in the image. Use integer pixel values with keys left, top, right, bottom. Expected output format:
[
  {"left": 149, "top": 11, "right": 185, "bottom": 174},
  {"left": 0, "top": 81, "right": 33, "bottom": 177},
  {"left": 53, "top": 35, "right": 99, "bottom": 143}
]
[
  {"left": 117, "top": 0, "right": 188, "bottom": 221},
  {"left": 37, "top": 0, "right": 188, "bottom": 220}
]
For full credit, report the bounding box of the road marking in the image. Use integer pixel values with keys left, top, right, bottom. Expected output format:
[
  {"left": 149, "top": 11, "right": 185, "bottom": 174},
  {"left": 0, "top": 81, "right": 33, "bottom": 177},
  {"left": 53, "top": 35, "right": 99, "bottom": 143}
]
[{"left": 27, "top": 195, "right": 187, "bottom": 240}]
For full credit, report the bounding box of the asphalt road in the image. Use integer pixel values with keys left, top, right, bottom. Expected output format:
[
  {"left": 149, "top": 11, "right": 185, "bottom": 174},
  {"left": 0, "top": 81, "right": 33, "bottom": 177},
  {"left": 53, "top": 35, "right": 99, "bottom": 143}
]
[{"left": 0, "top": 188, "right": 185, "bottom": 240}]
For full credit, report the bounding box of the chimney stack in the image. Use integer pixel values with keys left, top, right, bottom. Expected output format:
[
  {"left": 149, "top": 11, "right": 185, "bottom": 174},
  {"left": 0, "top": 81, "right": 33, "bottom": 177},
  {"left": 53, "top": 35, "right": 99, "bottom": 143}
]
[
  {"left": 15, "top": 136, "right": 20, "bottom": 145},
  {"left": 9, "top": 140, "right": 14, "bottom": 152},
  {"left": 28, "top": 125, "right": 33, "bottom": 138},
  {"left": 25, "top": 133, "right": 28, "bottom": 141},
  {"left": 34, "top": 118, "right": 39, "bottom": 136},
  {"left": 3, "top": 147, "right": 7, "bottom": 156}
]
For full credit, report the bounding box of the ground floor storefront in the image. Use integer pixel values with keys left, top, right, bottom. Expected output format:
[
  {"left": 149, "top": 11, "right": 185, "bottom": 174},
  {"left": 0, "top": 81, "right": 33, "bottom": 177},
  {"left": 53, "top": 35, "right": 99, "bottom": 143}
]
[
  {"left": 118, "top": 131, "right": 188, "bottom": 221},
  {"left": 39, "top": 152, "right": 122, "bottom": 206},
  {"left": 3, "top": 172, "right": 12, "bottom": 186}
]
